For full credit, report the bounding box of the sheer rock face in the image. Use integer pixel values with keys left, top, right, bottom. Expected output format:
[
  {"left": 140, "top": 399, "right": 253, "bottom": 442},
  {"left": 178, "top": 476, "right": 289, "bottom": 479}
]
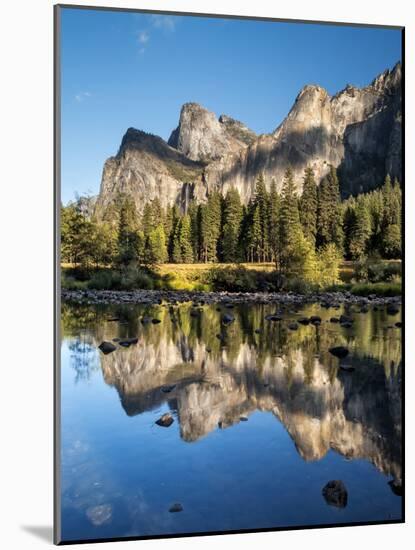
[
  {"left": 204, "top": 62, "right": 401, "bottom": 199},
  {"left": 94, "top": 128, "right": 206, "bottom": 217},
  {"left": 95, "top": 63, "right": 401, "bottom": 216},
  {"left": 167, "top": 103, "right": 257, "bottom": 162}
]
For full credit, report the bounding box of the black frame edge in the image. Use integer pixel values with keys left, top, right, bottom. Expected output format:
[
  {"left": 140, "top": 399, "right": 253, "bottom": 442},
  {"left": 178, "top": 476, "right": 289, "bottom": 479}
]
[{"left": 53, "top": 3, "right": 405, "bottom": 545}]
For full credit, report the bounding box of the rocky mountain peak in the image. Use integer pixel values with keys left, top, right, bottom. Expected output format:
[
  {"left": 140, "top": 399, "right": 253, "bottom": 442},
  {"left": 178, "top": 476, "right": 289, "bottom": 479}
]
[
  {"left": 370, "top": 61, "right": 401, "bottom": 93},
  {"left": 95, "top": 63, "right": 402, "bottom": 217},
  {"left": 168, "top": 102, "right": 256, "bottom": 162}
]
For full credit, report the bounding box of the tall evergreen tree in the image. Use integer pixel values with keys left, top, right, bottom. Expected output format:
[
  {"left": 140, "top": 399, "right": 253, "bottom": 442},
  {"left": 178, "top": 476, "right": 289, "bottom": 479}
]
[
  {"left": 268, "top": 179, "right": 280, "bottom": 265},
  {"left": 349, "top": 199, "right": 372, "bottom": 260},
  {"left": 300, "top": 167, "right": 317, "bottom": 247},
  {"left": 279, "top": 167, "right": 303, "bottom": 272},
  {"left": 178, "top": 214, "right": 194, "bottom": 263},
  {"left": 316, "top": 166, "right": 344, "bottom": 250},
  {"left": 188, "top": 202, "right": 201, "bottom": 261},
  {"left": 221, "top": 188, "right": 243, "bottom": 262},
  {"left": 200, "top": 191, "right": 222, "bottom": 262},
  {"left": 117, "top": 196, "right": 141, "bottom": 266},
  {"left": 253, "top": 173, "right": 270, "bottom": 261},
  {"left": 247, "top": 203, "right": 262, "bottom": 262},
  {"left": 147, "top": 224, "right": 168, "bottom": 264}
]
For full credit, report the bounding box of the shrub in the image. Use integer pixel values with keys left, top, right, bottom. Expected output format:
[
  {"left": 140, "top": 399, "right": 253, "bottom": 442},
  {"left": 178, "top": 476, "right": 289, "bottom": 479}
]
[
  {"left": 353, "top": 258, "right": 402, "bottom": 283},
  {"left": 208, "top": 267, "right": 259, "bottom": 292},
  {"left": 87, "top": 270, "right": 121, "bottom": 290},
  {"left": 350, "top": 281, "right": 402, "bottom": 297}
]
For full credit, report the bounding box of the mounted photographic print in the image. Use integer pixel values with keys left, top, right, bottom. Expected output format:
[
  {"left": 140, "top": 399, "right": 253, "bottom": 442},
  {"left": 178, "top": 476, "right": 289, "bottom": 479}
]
[{"left": 54, "top": 4, "right": 404, "bottom": 545}]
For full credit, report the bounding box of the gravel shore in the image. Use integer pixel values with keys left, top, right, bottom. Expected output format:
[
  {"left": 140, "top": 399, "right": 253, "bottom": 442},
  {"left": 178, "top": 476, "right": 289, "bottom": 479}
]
[{"left": 62, "top": 288, "right": 402, "bottom": 307}]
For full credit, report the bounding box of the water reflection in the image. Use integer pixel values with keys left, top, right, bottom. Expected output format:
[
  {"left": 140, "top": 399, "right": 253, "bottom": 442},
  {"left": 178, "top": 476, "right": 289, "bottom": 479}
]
[{"left": 62, "top": 302, "right": 402, "bottom": 485}]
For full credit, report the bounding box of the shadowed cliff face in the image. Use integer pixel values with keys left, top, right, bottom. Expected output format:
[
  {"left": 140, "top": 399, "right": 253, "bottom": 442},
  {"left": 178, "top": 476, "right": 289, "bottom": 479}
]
[
  {"left": 94, "top": 63, "right": 401, "bottom": 215},
  {"left": 64, "top": 302, "right": 402, "bottom": 484}
]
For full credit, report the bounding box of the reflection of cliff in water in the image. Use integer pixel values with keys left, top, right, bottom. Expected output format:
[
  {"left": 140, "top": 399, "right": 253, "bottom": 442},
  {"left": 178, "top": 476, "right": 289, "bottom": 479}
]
[{"left": 98, "top": 333, "right": 401, "bottom": 483}]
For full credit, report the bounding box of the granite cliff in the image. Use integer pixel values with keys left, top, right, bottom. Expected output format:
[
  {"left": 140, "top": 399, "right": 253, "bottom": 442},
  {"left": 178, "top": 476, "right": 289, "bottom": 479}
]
[{"left": 94, "top": 62, "right": 401, "bottom": 217}]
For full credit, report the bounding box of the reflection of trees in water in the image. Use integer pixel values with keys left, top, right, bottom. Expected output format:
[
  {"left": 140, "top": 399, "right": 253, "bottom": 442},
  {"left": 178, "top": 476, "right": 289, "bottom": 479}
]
[
  {"left": 67, "top": 334, "right": 99, "bottom": 383},
  {"left": 61, "top": 301, "right": 402, "bottom": 480}
]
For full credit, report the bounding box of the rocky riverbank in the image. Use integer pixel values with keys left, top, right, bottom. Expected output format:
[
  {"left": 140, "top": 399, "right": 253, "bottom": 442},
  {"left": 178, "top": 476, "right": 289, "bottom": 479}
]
[{"left": 61, "top": 288, "right": 402, "bottom": 307}]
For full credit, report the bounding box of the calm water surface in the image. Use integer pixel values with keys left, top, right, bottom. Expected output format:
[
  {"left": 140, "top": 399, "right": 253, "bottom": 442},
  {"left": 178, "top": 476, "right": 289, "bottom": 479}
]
[{"left": 60, "top": 301, "right": 402, "bottom": 542}]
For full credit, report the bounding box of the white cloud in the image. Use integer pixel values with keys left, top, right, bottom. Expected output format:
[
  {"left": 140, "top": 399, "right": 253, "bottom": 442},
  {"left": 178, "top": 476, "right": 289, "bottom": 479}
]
[
  {"left": 138, "top": 30, "right": 149, "bottom": 44},
  {"left": 75, "top": 91, "right": 91, "bottom": 103},
  {"left": 150, "top": 15, "right": 178, "bottom": 32}
]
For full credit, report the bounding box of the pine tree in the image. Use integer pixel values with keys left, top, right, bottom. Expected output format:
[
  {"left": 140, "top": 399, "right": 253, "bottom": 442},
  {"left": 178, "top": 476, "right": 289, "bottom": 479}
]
[
  {"left": 246, "top": 203, "right": 262, "bottom": 262},
  {"left": 268, "top": 179, "right": 280, "bottom": 265},
  {"left": 147, "top": 224, "right": 168, "bottom": 264},
  {"left": 188, "top": 202, "right": 201, "bottom": 261},
  {"left": 279, "top": 167, "right": 302, "bottom": 272},
  {"left": 253, "top": 174, "right": 270, "bottom": 261},
  {"left": 117, "top": 196, "right": 141, "bottom": 266},
  {"left": 349, "top": 199, "right": 371, "bottom": 260},
  {"left": 317, "top": 166, "right": 343, "bottom": 251},
  {"left": 178, "top": 215, "right": 194, "bottom": 263},
  {"left": 169, "top": 205, "right": 181, "bottom": 261},
  {"left": 300, "top": 167, "right": 317, "bottom": 247},
  {"left": 221, "top": 188, "right": 243, "bottom": 262},
  {"left": 200, "top": 191, "right": 222, "bottom": 262},
  {"left": 380, "top": 175, "right": 402, "bottom": 258}
]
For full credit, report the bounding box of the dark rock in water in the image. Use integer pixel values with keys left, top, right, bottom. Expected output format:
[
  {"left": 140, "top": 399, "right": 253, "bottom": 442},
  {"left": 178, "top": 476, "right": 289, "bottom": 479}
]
[
  {"left": 155, "top": 413, "right": 174, "bottom": 427},
  {"left": 388, "top": 479, "right": 403, "bottom": 496},
  {"left": 310, "top": 315, "right": 321, "bottom": 326},
  {"left": 216, "top": 307, "right": 221, "bottom": 312},
  {"left": 169, "top": 503, "right": 183, "bottom": 513},
  {"left": 339, "top": 364, "right": 355, "bottom": 373},
  {"left": 206, "top": 347, "right": 212, "bottom": 353},
  {"left": 263, "top": 383, "right": 269, "bottom": 387},
  {"left": 254, "top": 328, "right": 262, "bottom": 334},
  {"left": 119, "top": 337, "right": 138, "bottom": 347},
  {"left": 329, "top": 346, "right": 349, "bottom": 358},
  {"left": 152, "top": 318, "right": 161, "bottom": 324},
  {"left": 141, "top": 316, "right": 152, "bottom": 324},
  {"left": 298, "top": 318, "right": 310, "bottom": 325},
  {"left": 395, "top": 321, "right": 402, "bottom": 328},
  {"left": 360, "top": 305, "right": 369, "bottom": 313},
  {"left": 240, "top": 416, "right": 248, "bottom": 421},
  {"left": 265, "top": 314, "right": 282, "bottom": 322},
  {"left": 387, "top": 304, "right": 400, "bottom": 315},
  {"left": 330, "top": 317, "right": 340, "bottom": 323},
  {"left": 161, "top": 385, "right": 176, "bottom": 393},
  {"left": 222, "top": 313, "right": 235, "bottom": 325},
  {"left": 98, "top": 341, "right": 117, "bottom": 354},
  {"left": 288, "top": 322, "right": 298, "bottom": 331},
  {"left": 340, "top": 321, "right": 353, "bottom": 328},
  {"left": 339, "top": 314, "right": 353, "bottom": 324},
  {"left": 322, "top": 480, "right": 348, "bottom": 508},
  {"left": 107, "top": 317, "right": 119, "bottom": 322},
  {"left": 190, "top": 309, "right": 201, "bottom": 317},
  {"left": 112, "top": 337, "right": 120, "bottom": 342}
]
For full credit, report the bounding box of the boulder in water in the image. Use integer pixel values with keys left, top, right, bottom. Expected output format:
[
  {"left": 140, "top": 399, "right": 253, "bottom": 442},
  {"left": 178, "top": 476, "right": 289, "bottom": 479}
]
[
  {"left": 98, "top": 341, "right": 117, "bottom": 355},
  {"left": 322, "top": 480, "right": 348, "bottom": 508},
  {"left": 329, "top": 346, "right": 349, "bottom": 358},
  {"left": 156, "top": 413, "right": 174, "bottom": 427}
]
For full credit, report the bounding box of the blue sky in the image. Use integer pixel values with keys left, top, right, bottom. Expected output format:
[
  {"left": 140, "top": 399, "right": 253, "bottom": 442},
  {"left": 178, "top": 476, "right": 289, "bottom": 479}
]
[{"left": 60, "top": 7, "right": 402, "bottom": 204}]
